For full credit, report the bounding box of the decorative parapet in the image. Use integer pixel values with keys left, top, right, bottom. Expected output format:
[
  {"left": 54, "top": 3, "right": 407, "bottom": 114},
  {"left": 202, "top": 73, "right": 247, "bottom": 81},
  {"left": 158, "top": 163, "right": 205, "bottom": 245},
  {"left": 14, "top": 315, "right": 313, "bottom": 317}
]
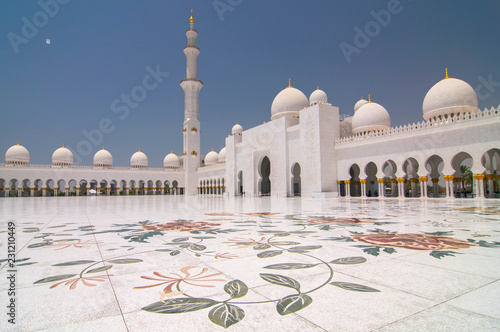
[
  {"left": 0, "top": 163, "right": 182, "bottom": 172},
  {"left": 335, "top": 106, "right": 500, "bottom": 145}
]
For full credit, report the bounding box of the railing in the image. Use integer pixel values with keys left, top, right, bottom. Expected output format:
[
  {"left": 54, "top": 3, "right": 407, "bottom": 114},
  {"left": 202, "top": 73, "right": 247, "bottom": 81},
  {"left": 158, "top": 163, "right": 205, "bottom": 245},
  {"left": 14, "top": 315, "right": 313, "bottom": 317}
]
[{"left": 335, "top": 106, "right": 500, "bottom": 145}]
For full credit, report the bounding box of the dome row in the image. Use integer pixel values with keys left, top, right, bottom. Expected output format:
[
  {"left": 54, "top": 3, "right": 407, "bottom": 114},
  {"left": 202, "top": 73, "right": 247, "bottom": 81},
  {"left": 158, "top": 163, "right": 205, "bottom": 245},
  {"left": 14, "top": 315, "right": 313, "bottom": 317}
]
[{"left": 5, "top": 143, "right": 227, "bottom": 168}]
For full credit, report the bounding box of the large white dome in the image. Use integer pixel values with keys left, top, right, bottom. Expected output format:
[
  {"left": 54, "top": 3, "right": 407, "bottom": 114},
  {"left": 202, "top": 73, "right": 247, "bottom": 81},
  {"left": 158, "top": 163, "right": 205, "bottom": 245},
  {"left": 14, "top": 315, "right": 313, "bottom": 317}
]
[
  {"left": 5, "top": 142, "right": 30, "bottom": 165},
  {"left": 94, "top": 147, "right": 113, "bottom": 167},
  {"left": 271, "top": 80, "right": 309, "bottom": 120},
  {"left": 309, "top": 88, "right": 328, "bottom": 105},
  {"left": 204, "top": 149, "right": 218, "bottom": 166},
  {"left": 354, "top": 98, "right": 368, "bottom": 113},
  {"left": 423, "top": 71, "right": 478, "bottom": 121},
  {"left": 163, "top": 151, "right": 180, "bottom": 169},
  {"left": 218, "top": 147, "right": 226, "bottom": 163},
  {"left": 130, "top": 149, "right": 148, "bottom": 168},
  {"left": 52, "top": 144, "right": 73, "bottom": 166},
  {"left": 352, "top": 100, "right": 391, "bottom": 134}
]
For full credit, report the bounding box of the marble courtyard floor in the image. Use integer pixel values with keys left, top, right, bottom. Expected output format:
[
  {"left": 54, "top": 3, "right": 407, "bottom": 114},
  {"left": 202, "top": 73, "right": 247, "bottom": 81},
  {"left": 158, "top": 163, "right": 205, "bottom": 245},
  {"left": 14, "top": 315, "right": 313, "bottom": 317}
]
[{"left": 1, "top": 196, "right": 500, "bottom": 331}]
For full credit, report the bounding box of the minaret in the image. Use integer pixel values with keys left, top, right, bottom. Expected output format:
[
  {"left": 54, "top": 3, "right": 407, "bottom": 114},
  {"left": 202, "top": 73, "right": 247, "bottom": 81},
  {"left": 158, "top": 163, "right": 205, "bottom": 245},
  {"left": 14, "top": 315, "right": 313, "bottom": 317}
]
[{"left": 180, "top": 10, "right": 203, "bottom": 195}]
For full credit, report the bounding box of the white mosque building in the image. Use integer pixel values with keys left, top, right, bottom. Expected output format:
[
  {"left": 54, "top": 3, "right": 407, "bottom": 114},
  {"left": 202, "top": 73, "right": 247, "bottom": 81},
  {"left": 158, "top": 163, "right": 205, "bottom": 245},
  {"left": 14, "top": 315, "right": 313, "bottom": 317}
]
[{"left": 1, "top": 12, "right": 499, "bottom": 199}]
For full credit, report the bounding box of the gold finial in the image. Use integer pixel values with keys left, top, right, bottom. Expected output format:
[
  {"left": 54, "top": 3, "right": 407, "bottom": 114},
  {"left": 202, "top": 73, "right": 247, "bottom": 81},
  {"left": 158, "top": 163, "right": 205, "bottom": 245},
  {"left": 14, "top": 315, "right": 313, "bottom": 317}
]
[
  {"left": 211, "top": 147, "right": 214, "bottom": 152},
  {"left": 361, "top": 96, "right": 363, "bottom": 100},
  {"left": 17, "top": 140, "right": 19, "bottom": 145},
  {"left": 445, "top": 67, "right": 449, "bottom": 79},
  {"left": 189, "top": 9, "right": 194, "bottom": 23},
  {"left": 62, "top": 143, "right": 65, "bottom": 148},
  {"left": 138, "top": 148, "right": 141, "bottom": 152},
  {"left": 317, "top": 85, "right": 319, "bottom": 90},
  {"left": 170, "top": 149, "right": 173, "bottom": 154},
  {"left": 368, "top": 94, "right": 371, "bottom": 103},
  {"left": 102, "top": 146, "right": 105, "bottom": 150},
  {"left": 287, "top": 78, "right": 292, "bottom": 88}
]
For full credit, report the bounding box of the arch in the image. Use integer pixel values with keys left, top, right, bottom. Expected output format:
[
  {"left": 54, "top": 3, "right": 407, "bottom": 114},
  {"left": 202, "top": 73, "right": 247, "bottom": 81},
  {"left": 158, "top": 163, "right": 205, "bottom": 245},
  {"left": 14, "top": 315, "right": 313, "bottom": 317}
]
[
  {"left": 79, "top": 179, "right": 88, "bottom": 196},
  {"left": 425, "top": 155, "right": 444, "bottom": 198},
  {"left": 481, "top": 148, "right": 500, "bottom": 198},
  {"left": 382, "top": 160, "right": 397, "bottom": 197},
  {"left": 164, "top": 180, "right": 171, "bottom": 195},
  {"left": 172, "top": 180, "right": 178, "bottom": 195},
  {"left": 291, "top": 163, "right": 301, "bottom": 196},
  {"left": 129, "top": 180, "right": 136, "bottom": 195},
  {"left": 452, "top": 152, "right": 473, "bottom": 197},
  {"left": 46, "top": 179, "right": 55, "bottom": 197},
  {"left": 258, "top": 156, "right": 271, "bottom": 196},
  {"left": 68, "top": 179, "right": 77, "bottom": 196},
  {"left": 222, "top": 178, "right": 225, "bottom": 194},
  {"left": 57, "top": 179, "right": 66, "bottom": 196},
  {"left": 110, "top": 180, "right": 118, "bottom": 195},
  {"left": 0, "top": 179, "right": 5, "bottom": 197},
  {"left": 364, "top": 162, "right": 377, "bottom": 197},
  {"left": 348, "top": 164, "right": 361, "bottom": 197},
  {"left": 402, "top": 158, "right": 419, "bottom": 197},
  {"left": 237, "top": 171, "right": 243, "bottom": 196},
  {"left": 22, "top": 179, "right": 31, "bottom": 197},
  {"left": 138, "top": 180, "right": 145, "bottom": 195}
]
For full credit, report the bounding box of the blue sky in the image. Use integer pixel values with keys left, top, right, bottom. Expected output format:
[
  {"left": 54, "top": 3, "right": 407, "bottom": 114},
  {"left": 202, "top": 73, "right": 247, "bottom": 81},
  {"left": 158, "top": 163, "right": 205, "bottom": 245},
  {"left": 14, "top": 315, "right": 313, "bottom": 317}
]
[{"left": 1, "top": 0, "right": 499, "bottom": 167}]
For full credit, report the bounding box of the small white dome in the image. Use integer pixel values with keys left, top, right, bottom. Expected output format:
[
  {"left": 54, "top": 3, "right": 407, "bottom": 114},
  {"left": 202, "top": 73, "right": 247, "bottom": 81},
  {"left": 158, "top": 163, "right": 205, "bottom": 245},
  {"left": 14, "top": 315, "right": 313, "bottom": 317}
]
[
  {"left": 309, "top": 88, "right": 328, "bottom": 105},
  {"left": 5, "top": 142, "right": 30, "bottom": 165},
  {"left": 130, "top": 149, "right": 148, "bottom": 168},
  {"left": 218, "top": 147, "right": 226, "bottom": 163},
  {"left": 423, "top": 71, "right": 478, "bottom": 121},
  {"left": 232, "top": 123, "right": 243, "bottom": 136},
  {"left": 52, "top": 144, "right": 73, "bottom": 166},
  {"left": 271, "top": 80, "right": 309, "bottom": 120},
  {"left": 163, "top": 151, "right": 180, "bottom": 169},
  {"left": 93, "top": 147, "right": 113, "bottom": 167},
  {"left": 354, "top": 98, "right": 368, "bottom": 113},
  {"left": 352, "top": 100, "right": 391, "bottom": 134},
  {"left": 204, "top": 149, "right": 219, "bottom": 166}
]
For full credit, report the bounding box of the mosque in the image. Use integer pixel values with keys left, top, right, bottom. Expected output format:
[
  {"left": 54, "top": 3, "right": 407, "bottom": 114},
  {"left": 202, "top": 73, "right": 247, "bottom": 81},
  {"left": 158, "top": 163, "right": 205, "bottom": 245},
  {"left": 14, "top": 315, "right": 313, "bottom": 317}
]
[{"left": 1, "top": 12, "right": 499, "bottom": 199}]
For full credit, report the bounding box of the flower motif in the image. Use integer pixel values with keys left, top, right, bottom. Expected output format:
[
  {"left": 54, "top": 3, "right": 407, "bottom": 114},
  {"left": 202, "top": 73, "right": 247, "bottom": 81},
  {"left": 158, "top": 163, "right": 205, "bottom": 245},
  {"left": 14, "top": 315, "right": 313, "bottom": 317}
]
[
  {"left": 141, "top": 221, "right": 221, "bottom": 232},
  {"left": 50, "top": 274, "right": 112, "bottom": 290},
  {"left": 214, "top": 252, "right": 238, "bottom": 259},
  {"left": 44, "top": 239, "right": 102, "bottom": 250},
  {"left": 351, "top": 233, "right": 478, "bottom": 251},
  {"left": 307, "top": 217, "right": 375, "bottom": 225},
  {"left": 134, "top": 266, "right": 226, "bottom": 300}
]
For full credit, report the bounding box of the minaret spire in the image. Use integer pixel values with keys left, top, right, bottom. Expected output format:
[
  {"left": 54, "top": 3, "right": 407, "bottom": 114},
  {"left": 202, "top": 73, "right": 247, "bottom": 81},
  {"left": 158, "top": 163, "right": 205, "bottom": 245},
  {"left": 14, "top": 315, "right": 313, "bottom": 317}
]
[{"left": 180, "top": 9, "right": 203, "bottom": 195}]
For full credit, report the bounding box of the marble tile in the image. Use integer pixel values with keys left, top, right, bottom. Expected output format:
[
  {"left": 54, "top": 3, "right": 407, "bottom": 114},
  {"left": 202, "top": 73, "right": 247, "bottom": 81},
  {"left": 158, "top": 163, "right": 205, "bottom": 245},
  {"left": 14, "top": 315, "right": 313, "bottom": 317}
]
[{"left": 447, "top": 280, "right": 500, "bottom": 319}]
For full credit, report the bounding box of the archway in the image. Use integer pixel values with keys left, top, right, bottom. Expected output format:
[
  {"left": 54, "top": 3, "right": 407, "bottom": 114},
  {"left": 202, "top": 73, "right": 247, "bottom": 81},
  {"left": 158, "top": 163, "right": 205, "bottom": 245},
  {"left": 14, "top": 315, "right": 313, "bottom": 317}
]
[
  {"left": 291, "top": 163, "right": 301, "bottom": 196},
  {"left": 425, "top": 155, "right": 444, "bottom": 198},
  {"left": 402, "top": 158, "right": 419, "bottom": 197},
  {"left": 348, "top": 164, "right": 361, "bottom": 197},
  {"left": 364, "top": 162, "right": 377, "bottom": 197},
  {"left": 382, "top": 160, "right": 397, "bottom": 197},
  {"left": 237, "top": 171, "right": 243, "bottom": 196},
  {"left": 259, "top": 156, "right": 271, "bottom": 196},
  {"left": 68, "top": 179, "right": 77, "bottom": 196},
  {"left": 452, "top": 152, "right": 473, "bottom": 197},
  {"left": 481, "top": 148, "right": 500, "bottom": 198},
  {"left": 172, "top": 180, "right": 178, "bottom": 195}
]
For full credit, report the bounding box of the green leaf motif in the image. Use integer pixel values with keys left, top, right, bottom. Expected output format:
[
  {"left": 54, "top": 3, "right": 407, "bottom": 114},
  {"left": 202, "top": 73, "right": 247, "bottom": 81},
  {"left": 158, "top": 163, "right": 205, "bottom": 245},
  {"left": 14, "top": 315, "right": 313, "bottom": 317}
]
[
  {"left": 34, "top": 274, "right": 77, "bottom": 284},
  {"left": 257, "top": 250, "right": 283, "bottom": 258},
  {"left": 23, "top": 228, "right": 40, "bottom": 233},
  {"left": 330, "top": 256, "right": 367, "bottom": 265},
  {"left": 86, "top": 265, "right": 113, "bottom": 274},
  {"left": 142, "top": 298, "right": 217, "bottom": 314},
  {"left": 289, "top": 245, "right": 322, "bottom": 251},
  {"left": 383, "top": 247, "right": 396, "bottom": 254},
  {"left": 330, "top": 282, "right": 380, "bottom": 292},
  {"left": 224, "top": 280, "right": 248, "bottom": 299},
  {"left": 263, "top": 263, "right": 318, "bottom": 270},
  {"left": 260, "top": 273, "right": 301, "bottom": 291},
  {"left": 254, "top": 243, "right": 272, "bottom": 250},
  {"left": 276, "top": 294, "right": 312, "bottom": 315},
  {"left": 429, "top": 251, "right": 460, "bottom": 259},
  {"left": 28, "top": 242, "right": 52, "bottom": 248},
  {"left": 172, "top": 237, "right": 189, "bottom": 243},
  {"left": 189, "top": 244, "right": 207, "bottom": 251},
  {"left": 155, "top": 249, "right": 172, "bottom": 252},
  {"left": 107, "top": 258, "right": 143, "bottom": 264},
  {"left": 209, "top": 304, "right": 245, "bottom": 329},
  {"left": 53, "top": 260, "right": 95, "bottom": 266},
  {"left": 170, "top": 250, "right": 181, "bottom": 256}
]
